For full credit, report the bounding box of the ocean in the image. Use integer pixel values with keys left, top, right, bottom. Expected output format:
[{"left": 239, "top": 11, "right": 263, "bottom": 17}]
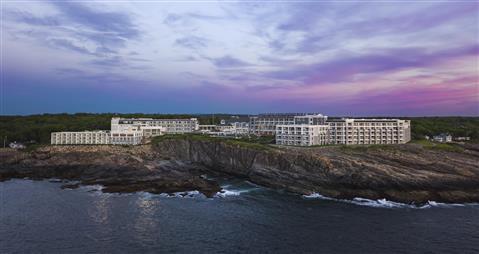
[{"left": 1, "top": 179, "right": 478, "bottom": 253}]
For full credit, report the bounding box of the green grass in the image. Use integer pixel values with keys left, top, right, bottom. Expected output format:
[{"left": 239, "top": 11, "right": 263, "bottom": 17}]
[
  {"left": 23, "top": 144, "right": 48, "bottom": 152},
  {"left": 411, "top": 139, "right": 464, "bottom": 153},
  {"left": 152, "top": 134, "right": 272, "bottom": 151}
]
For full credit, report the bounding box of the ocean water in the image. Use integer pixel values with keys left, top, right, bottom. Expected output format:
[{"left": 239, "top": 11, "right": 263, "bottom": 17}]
[{"left": 1, "top": 179, "right": 478, "bottom": 254}]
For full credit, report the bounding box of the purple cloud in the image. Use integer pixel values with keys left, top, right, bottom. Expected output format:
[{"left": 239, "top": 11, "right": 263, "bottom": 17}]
[
  {"left": 264, "top": 45, "right": 479, "bottom": 85},
  {"left": 51, "top": 1, "right": 140, "bottom": 39},
  {"left": 209, "top": 55, "right": 251, "bottom": 68},
  {"left": 175, "top": 36, "right": 208, "bottom": 49}
]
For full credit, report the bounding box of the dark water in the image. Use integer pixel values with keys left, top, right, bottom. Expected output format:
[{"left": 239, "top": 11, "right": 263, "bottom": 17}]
[{"left": 1, "top": 179, "right": 478, "bottom": 254}]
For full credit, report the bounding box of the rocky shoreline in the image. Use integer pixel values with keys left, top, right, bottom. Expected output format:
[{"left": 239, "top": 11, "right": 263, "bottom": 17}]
[{"left": 1, "top": 139, "right": 479, "bottom": 203}]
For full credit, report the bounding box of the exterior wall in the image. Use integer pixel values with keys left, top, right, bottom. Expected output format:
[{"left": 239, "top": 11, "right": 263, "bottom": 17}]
[
  {"left": 199, "top": 125, "right": 217, "bottom": 131},
  {"left": 328, "top": 119, "right": 411, "bottom": 145},
  {"left": 231, "top": 122, "right": 249, "bottom": 135},
  {"left": 200, "top": 122, "right": 249, "bottom": 136},
  {"left": 112, "top": 118, "right": 199, "bottom": 134},
  {"left": 140, "top": 126, "right": 166, "bottom": 137},
  {"left": 249, "top": 113, "right": 305, "bottom": 136},
  {"left": 51, "top": 131, "right": 111, "bottom": 145},
  {"left": 276, "top": 118, "right": 411, "bottom": 147},
  {"left": 276, "top": 125, "right": 329, "bottom": 146},
  {"left": 250, "top": 114, "right": 326, "bottom": 136},
  {"left": 110, "top": 131, "right": 143, "bottom": 145},
  {"left": 293, "top": 114, "right": 328, "bottom": 125}
]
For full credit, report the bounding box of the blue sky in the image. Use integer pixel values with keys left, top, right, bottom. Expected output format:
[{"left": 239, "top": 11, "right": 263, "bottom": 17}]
[{"left": 2, "top": 1, "right": 478, "bottom": 115}]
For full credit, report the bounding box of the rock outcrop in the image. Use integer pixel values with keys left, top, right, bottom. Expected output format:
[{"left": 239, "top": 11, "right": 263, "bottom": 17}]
[
  {"left": 1, "top": 140, "right": 479, "bottom": 203},
  {"left": 155, "top": 139, "right": 479, "bottom": 203},
  {"left": 0, "top": 145, "right": 221, "bottom": 197}
]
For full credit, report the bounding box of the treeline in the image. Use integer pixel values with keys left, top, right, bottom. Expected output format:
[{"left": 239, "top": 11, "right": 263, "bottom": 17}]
[
  {"left": 0, "top": 114, "right": 478, "bottom": 145},
  {"left": 406, "top": 117, "right": 479, "bottom": 141}
]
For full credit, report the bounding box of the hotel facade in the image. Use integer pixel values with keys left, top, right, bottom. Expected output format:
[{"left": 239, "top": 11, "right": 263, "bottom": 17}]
[
  {"left": 111, "top": 117, "right": 199, "bottom": 134},
  {"left": 51, "top": 117, "right": 198, "bottom": 145},
  {"left": 326, "top": 118, "right": 411, "bottom": 145},
  {"left": 51, "top": 131, "right": 111, "bottom": 145},
  {"left": 249, "top": 113, "right": 325, "bottom": 136},
  {"left": 275, "top": 116, "right": 411, "bottom": 146}
]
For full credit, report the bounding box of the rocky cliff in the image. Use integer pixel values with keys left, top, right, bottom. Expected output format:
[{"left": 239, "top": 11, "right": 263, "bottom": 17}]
[
  {"left": 1, "top": 139, "right": 479, "bottom": 203},
  {"left": 155, "top": 139, "right": 479, "bottom": 203},
  {"left": 0, "top": 145, "right": 221, "bottom": 196}
]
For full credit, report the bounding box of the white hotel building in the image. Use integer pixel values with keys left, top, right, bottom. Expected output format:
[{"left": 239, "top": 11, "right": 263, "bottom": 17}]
[
  {"left": 327, "top": 118, "right": 411, "bottom": 145},
  {"left": 275, "top": 115, "right": 411, "bottom": 146},
  {"left": 250, "top": 113, "right": 325, "bottom": 136},
  {"left": 111, "top": 117, "right": 199, "bottom": 134},
  {"left": 51, "top": 117, "right": 199, "bottom": 145},
  {"left": 51, "top": 131, "right": 111, "bottom": 145}
]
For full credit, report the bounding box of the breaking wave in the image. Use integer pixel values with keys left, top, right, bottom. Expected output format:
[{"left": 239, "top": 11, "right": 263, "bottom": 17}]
[
  {"left": 158, "top": 190, "right": 206, "bottom": 198},
  {"left": 303, "top": 193, "right": 479, "bottom": 209},
  {"left": 215, "top": 182, "right": 262, "bottom": 198},
  {"left": 215, "top": 189, "right": 247, "bottom": 197}
]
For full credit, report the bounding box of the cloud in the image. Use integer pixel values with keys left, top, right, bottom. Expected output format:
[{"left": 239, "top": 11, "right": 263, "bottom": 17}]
[
  {"left": 209, "top": 55, "right": 251, "bottom": 68},
  {"left": 272, "top": 2, "right": 478, "bottom": 55},
  {"left": 8, "top": 10, "right": 60, "bottom": 26},
  {"left": 163, "top": 13, "right": 183, "bottom": 26},
  {"left": 175, "top": 36, "right": 208, "bottom": 49},
  {"left": 49, "top": 38, "right": 93, "bottom": 55},
  {"left": 6, "top": 2, "right": 140, "bottom": 56},
  {"left": 264, "top": 45, "right": 479, "bottom": 85},
  {"left": 345, "top": 77, "right": 479, "bottom": 115},
  {"left": 51, "top": 1, "right": 140, "bottom": 39},
  {"left": 89, "top": 56, "right": 126, "bottom": 67},
  {"left": 3, "top": 2, "right": 478, "bottom": 115}
]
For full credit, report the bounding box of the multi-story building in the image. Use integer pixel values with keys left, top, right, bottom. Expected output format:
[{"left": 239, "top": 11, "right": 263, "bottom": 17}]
[
  {"left": 199, "top": 121, "right": 249, "bottom": 136},
  {"left": 51, "top": 117, "right": 194, "bottom": 146},
  {"left": 276, "top": 125, "right": 330, "bottom": 146},
  {"left": 51, "top": 131, "right": 111, "bottom": 145},
  {"left": 327, "top": 119, "right": 411, "bottom": 145},
  {"left": 276, "top": 117, "right": 411, "bottom": 146},
  {"left": 110, "top": 130, "right": 143, "bottom": 145},
  {"left": 249, "top": 113, "right": 325, "bottom": 136},
  {"left": 231, "top": 122, "right": 249, "bottom": 135},
  {"left": 111, "top": 117, "right": 198, "bottom": 134}
]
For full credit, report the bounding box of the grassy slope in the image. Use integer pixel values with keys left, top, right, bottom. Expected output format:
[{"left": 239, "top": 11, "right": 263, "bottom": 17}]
[{"left": 152, "top": 134, "right": 274, "bottom": 151}]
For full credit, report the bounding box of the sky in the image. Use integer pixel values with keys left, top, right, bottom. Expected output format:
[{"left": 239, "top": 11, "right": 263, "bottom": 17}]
[{"left": 1, "top": 1, "right": 478, "bottom": 116}]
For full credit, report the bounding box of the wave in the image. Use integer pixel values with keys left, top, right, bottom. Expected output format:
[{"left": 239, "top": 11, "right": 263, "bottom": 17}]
[
  {"left": 215, "top": 189, "right": 244, "bottom": 197},
  {"left": 214, "top": 182, "right": 262, "bottom": 198},
  {"left": 303, "top": 193, "right": 479, "bottom": 209},
  {"left": 79, "top": 184, "right": 104, "bottom": 192},
  {"left": 165, "top": 190, "right": 206, "bottom": 198}
]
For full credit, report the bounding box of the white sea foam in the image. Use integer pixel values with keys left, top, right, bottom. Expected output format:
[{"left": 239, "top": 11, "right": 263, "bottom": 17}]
[
  {"left": 215, "top": 189, "right": 242, "bottom": 197},
  {"left": 171, "top": 190, "right": 205, "bottom": 198},
  {"left": 303, "top": 193, "right": 335, "bottom": 200},
  {"left": 80, "top": 184, "right": 104, "bottom": 192},
  {"left": 303, "top": 193, "right": 479, "bottom": 209}
]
